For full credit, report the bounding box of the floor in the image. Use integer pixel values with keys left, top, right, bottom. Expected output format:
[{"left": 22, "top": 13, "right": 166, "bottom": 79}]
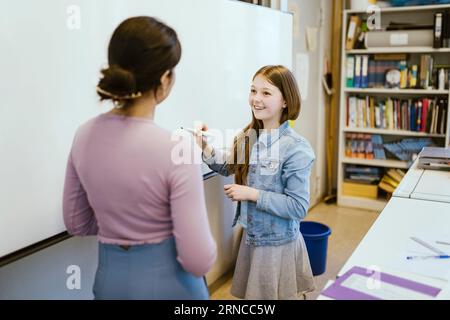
[{"left": 209, "top": 201, "right": 380, "bottom": 300}]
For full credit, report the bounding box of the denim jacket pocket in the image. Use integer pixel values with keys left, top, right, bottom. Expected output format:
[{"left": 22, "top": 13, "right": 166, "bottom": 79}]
[{"left": 260, "top": 158, "right": 280, "bottom": 176}]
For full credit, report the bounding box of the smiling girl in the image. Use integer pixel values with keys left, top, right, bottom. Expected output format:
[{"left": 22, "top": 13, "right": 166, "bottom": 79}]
[{"left": 196, "top": 65, "right": 316, "bottom": 299}]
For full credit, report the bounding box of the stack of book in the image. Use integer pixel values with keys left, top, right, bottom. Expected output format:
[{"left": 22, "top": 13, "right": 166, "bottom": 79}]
[
  {"left": 384, "top": 138, "right": 433, "bottom": 161},
  {"left": 346, "top": 96, "right": 448, "bottom": 134},
  {"left": 378, "top": 169, "right": 406, "bottom": 194},
  {"left": 346, "top": 55, "right": 400, "bottom": 89},
  {"left": 345, "top": 133, "right": 373, "bottom": 159},
  {"left": 345, "top": 134, "right": 386, "bottom": 160},
  {"left": 417, "top": 146, "right": 450, "bottom": 171},
  {"left": 346, "top": 54, "right": 448, "bottom": 90},
  {"left": 342, "top": 165, "right": 382, "bottom": 199}
]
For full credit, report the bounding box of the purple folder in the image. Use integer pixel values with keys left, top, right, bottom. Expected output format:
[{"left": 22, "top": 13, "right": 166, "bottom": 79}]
[{"left": 321, "top": 266, "right": 442, "bottom": 300}]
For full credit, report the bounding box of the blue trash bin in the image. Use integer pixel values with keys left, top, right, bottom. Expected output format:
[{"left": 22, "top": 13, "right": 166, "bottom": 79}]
[{"left": 300, "top": 221, "right": 331, "bottom": 276}]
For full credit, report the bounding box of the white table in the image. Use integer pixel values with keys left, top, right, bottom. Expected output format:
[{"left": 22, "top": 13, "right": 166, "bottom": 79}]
[
  {"left": 394, "top": 160, "right": 450, "bottom": 203},
  {"left": 335, "top": 197, "right": 450, "bottom": 299}
]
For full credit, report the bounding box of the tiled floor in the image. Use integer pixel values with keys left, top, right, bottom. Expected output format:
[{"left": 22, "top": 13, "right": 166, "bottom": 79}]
[{"left": 209, "top": 202, "right": 380, "bottom": 300}]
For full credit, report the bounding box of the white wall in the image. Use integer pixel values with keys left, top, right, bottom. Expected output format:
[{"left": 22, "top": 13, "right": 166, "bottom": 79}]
[{"left": 287, "top": 0, "right": 332, "bottom": 206}]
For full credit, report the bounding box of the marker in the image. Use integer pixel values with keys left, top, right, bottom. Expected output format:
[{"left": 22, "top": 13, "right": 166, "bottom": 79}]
[
  {"left": 410, "top": 237, "right": 446, "bottom": 255},
  {"left": 180, "top": 127, "right": 213, "bottom": 137},
  {"left": 406, "top": 255, "right": 450, "bottom": 260}
]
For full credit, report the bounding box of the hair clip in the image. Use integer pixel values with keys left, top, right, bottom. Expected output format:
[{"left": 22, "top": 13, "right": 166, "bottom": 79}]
[{"left": 96, "top": 86, "right": 142, "bottom": 100}]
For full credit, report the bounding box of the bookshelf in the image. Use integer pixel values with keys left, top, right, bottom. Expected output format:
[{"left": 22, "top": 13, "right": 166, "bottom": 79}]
[
  {"left": 343, "top": 88, "right": 449, "bottom": 94},
  {"left": 337, "top": 4, "right": 450, "bottom": 211},
  {"left": 348, "top": 47, "right": 450, "bottom": 54},
  {"left": 342, "top": 157, "right": 409, "bottom": 169}
]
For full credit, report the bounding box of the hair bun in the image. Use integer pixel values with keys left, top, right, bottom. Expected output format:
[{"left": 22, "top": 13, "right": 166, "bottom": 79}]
[{"left": 97, "top": 64, "right": 138, "bottom": 100}]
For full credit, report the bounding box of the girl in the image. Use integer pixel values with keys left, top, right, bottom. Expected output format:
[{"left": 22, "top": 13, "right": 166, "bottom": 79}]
[
  {"left": 196, "top": 65, "right": 315, "bottom": 300},
  {"left": 63, "top": 16, "right": 216, "bottom": 299}
]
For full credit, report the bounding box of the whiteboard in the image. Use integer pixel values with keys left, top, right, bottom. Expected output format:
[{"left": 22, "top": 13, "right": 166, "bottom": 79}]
[{"left": 0, "top": 0, "right": 292, "bottom": 258}]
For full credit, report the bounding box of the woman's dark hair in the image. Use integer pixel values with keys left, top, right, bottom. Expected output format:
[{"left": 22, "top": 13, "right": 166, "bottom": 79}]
[{"left": 97, "top": 16, "right": 181, "bottom": 108}]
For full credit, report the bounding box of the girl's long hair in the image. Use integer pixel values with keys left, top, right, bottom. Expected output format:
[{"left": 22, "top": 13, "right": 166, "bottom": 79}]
[{"left": 227, "top": 65, "right": 301, "bottom": 185}]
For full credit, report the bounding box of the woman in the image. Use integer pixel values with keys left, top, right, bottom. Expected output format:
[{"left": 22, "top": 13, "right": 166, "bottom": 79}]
[{"left": 63, "top": 16, "right": 216, "bottom": 300}]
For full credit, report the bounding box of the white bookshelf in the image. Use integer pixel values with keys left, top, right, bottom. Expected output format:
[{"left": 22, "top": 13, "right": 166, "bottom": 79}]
[
  {"left": 348, "top": 47, "right": 450, "bottom": 54},
  {"left": 346, "top": 3, "right": 450, "bottom": 14},
  {"left": 338, "top": 195, "right": 387, "bottom": 212},
  {"left": 342, "top": 157, "right": 409, "bottom": 169},
  {"left": 337, "top": 5, "right": 450, "bottom": 211},
  {"left": 344, "top": 88, "right": 449, "bottom": 94},
  {"left": 343, "top": 127, "right": 446, "bottom": 138}
]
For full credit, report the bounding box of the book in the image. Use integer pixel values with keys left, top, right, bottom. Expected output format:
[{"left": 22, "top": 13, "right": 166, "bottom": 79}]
[
  {"left": 378, "top": 180, "right": 396, "bottom": 193},
  {"left": 381, "top": 174, "right": 399, "bottom": 188},
  {"left": 346, "top": 15, "right": 361, "bottom": 50},
  {"left": 342, "top": 181, "right": 378, "bottom": 199},
  {"left": 386, "top": 168, "right": 405, "bottom": 183},
  {"left": 345, "top": 165, "right": 381, "bottom": 175},
  {"left": 395, "top": 169, "right": 406, "bottom": 178}
]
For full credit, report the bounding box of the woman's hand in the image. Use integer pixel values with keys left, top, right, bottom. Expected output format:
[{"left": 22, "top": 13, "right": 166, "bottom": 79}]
[{"left": 224, "top": 184, "right": 259, "bottom": 202}]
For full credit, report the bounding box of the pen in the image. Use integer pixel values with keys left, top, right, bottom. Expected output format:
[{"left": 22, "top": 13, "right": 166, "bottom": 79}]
[
  {"left": 436, "top": 241, "right": 450, "bottom": 246},
  {"left": 406, "top": 255, "right": 450, "bottom": 260},
  {"left": 180, "top": 127, "right": 213, "bottom": 137}
]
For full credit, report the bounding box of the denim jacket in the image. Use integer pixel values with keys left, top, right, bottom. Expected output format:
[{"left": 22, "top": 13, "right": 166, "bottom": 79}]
[{"left": 203, "top": 121, "right": 315, "bottom": 246}]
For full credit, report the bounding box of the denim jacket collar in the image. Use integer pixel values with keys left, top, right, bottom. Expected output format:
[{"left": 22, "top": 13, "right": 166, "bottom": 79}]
[{"left": 258, "top": 121, "right": 290, "bottom": 148}]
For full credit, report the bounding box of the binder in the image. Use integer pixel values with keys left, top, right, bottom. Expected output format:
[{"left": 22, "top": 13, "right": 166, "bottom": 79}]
[
  {"left": 354, "top": 55, "right": 362, "bottom": 88},
  {"left": 443, "top": 11, "right": 450, "bottom": 48},
  {"left": 361, "top": 55, "right": 369, "bottom": 88},
  {"left": 368, "top": 59, "right": 376, "bottom": 88},
  {"left": 346, "top": 15, "right": 361, "bottom": 50},
  {"left": 434, "top": 12, "right": 443, "bottom": 48},
  {"left": 346, "top": 56, "right": 355, "bottom": 87}
]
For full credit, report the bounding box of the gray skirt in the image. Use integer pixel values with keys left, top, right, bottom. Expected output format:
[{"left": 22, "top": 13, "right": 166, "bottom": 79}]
[{"left": 231, "top": 231, "right": 315, "bottom": 300}]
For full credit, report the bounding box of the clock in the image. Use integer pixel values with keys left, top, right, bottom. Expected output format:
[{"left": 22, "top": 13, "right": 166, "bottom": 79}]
[{"left": 385, "top": 68, "right": 401, "bottom": 88}]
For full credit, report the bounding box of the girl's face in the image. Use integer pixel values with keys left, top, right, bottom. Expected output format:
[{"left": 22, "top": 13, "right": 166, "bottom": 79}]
[{"left": 248, "top": 74, "right": 285, "bottom": 125}]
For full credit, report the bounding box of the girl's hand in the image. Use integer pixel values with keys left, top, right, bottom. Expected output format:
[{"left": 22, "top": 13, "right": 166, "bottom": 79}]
[
  {"left": 224, "top": 184, "right": 259, "bottom": 202},
  {"left": 193, "top": 123, "right": 213, "bottom": 157}
]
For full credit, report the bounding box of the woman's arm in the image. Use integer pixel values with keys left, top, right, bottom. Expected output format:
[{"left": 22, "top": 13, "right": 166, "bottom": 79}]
[
  {"left": 256, "top": 143, "right": 315, "bottom": 220},
  {"left": 62, "top": 152, "right": 98, "bottom": 236},
  {"left": 169, "top": 162, "right": 217, "bottom": 277}
]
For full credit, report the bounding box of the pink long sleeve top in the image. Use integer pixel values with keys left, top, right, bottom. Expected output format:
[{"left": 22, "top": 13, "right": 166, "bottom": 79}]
[{"left": 63, "top": 112, "right": 216, "bottom": 277}]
